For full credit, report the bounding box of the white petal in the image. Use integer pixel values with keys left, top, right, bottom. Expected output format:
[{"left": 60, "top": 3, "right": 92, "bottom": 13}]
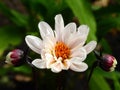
[
  {"left": 55, "top": 14, "right": 64, "bottom": 41},
  {"left": 70, "top": 48, "right": 87, "bottom": 61},
  {"left": 84, "top": 41, "right": 97, "bottom": 54},
  {"left": 55, "top": 14, "right": 64, "bottom": 31},
  {"left": 25, "top": 35, "right": 43, "bottom": 54},
  {"left": 51, "top": 61, "right": 63, "bottom": 73},
  {"left": 32, "top": 59, "right": 46, "bottom": 69},
  {"left": 5, "top": 52, "right": 13, "bottom": 64},
  {"left": 70, "top": 57, "right": 85, "bottom": 65},
  {"left": 76, "top": 25, "right": 89, "bottom": 45},
  {"left": 62, "top": 23, "right": 76, "bottom": 43},
  {"left": 38, "top": 21, "right": 54, "bottom": 39},
  {"left": 45, "top": 53, "right": 55, "bottom": 68},
  {"left": 67, "top": 34, "right": 85, "bottom": 49},
  {"left": 62, "top": 60, "right": 71, "bottom": 70},
  {"left": 44, "top": 35, "right": 56, "bottom": 50},
  {"left": 78, "top": 25, "right": 89, "bottom": 36},
  {"left": 70, "top": 62, "right": 88, "bottom": 72},
  {"left": 64, "top": 23, "right": 76, "bottom": 33}
]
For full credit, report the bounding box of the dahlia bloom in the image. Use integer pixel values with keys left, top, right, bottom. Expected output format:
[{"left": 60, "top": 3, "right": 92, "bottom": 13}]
[{"left": 25, "top": 14, "right": 97, "bottom": 73}]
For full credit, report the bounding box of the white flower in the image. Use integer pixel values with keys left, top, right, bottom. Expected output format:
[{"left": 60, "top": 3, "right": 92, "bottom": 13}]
[{"left": 25, "top": 14, "right": 97, "bottom": 73}]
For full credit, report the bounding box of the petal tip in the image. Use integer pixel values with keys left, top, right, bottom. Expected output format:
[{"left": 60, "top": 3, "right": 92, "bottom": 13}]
[
  {"left": 91, "top": 41, "right": 97, "bottom": 48},
  {"left": 84, "top": 41, "right": 97, "bottom": 54},
  {"left": 55, "top": 14, "right": 62, "bottom": 19},
  {"left": 32, "top": 59, "right": 46, "bottom": 69}
]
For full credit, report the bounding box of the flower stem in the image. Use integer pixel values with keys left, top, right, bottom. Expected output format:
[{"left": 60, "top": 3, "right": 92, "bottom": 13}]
[
  {"left": 88, "top": 61, "right": 99, "bottom": 83},
  {"left": 26, "top": 56, "right": 39, "bottom": 90}
]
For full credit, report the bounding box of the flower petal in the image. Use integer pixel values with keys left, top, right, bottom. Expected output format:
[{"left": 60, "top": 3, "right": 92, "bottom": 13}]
[
  {"left": 62, "top": 23, "right": 76, "bottom": 43},
  {"left": 45, "top": 53, "right": 55, "bottom": 68},
  {"left": 38, "top": 21, "right": 54, "bottom": 39},
  {"left": 44, "top": 35, "right": 56, "bottom": 50},
  {"left": 70, "top": 48, "right": 87, "bottom": 61},
  {"left": 62, "top": 60, "right": 71, "bottom": 70},
  {"left": 76, "top": 25, "right": 90, "bottom": 46},
  {"left": 64, "top": 23, "right": 76, "bottom": 33},
  {"left": 25, "top": 35, "right": 43, "bottom": 54},
  {"left": 84, "top": 41, "right": 97, "bottom": 54},
  {"left": 55, "top": 14, "right": 64, "bottom": 41},
  {"left": 51, "top": 61, "right": 63, "bottom": 73},
  {"left": 67, "top": 34, "right": 85, "bottom": 49},
  {"left": 32, "top": 59, "right": 46, "bottom": 69},
  {"left": 78, "top": 25, "right": 89, "bottom": 37},
  {"left": 70, "top": 61, "right": 88, "bottom": 72}
]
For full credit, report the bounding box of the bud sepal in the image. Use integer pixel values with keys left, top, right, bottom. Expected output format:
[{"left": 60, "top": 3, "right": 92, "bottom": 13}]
[
  {"left": 99, "top": 54, "right": 117, "bottom": 72},
  {"left": 5, "top": 49, "right": 24, "bottom": 66}
]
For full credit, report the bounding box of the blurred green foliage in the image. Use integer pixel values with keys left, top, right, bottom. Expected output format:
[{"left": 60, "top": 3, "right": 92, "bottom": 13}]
[{"left": 0, "top": 0, "right": 120, "bottom": 90}]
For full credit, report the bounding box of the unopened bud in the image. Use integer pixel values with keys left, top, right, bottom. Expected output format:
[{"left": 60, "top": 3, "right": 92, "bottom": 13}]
[
  {"left": 5, "top": 49, "right": 24, "bottom": 66},
  {"left": 99, "top": 54, "right": 117, "bottom": 72}
]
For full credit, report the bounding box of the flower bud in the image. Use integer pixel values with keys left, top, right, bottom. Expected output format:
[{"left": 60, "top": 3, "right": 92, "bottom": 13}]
[
  {"left": 5, "top": 49, "right": 24, "bottom": 66},
  {"left": 99, "top": 54, "right": 117, "bottom": 72}
]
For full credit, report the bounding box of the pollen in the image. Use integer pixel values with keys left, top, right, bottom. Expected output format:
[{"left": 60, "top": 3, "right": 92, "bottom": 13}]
[{"left": 55, "top": 42, "right": 70, "bottom": 60}]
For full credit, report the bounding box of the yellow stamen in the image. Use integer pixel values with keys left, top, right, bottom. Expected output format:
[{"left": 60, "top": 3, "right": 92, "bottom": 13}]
[{"left": 55, "top": 42, "right": 70, "bottom": 60}]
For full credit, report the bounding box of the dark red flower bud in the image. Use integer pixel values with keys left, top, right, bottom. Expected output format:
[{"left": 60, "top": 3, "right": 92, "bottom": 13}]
[
  {"left": 99, "top": 54, "right": 117, "bottom": 72},
  {"left": 5, "top": 49, "right": 24, "bottom": 66}
]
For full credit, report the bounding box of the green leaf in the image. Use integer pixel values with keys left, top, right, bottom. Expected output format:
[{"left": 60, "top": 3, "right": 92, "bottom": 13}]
[
  {"left": 90, "top": 70, "right": 111, "bottom": 90},
  {"left": 10, "top": 10, "right": 28, "bottom": 26},
  {"left": 95, "top": 4, "right": 120, "bottom": 39},
  {"left": 0, "top": 67, "right": 8, "bottom": 76},
  {"left": 113, "top": 73, "right": 120, "bottom": 90},
  {"left": 107, "top": 72, "right": 120, "bottom": 90},
  {"left": 13, "top": 65, "right": 32, "bottom": 74},
  {"left": 66, "top": 0, "right": 97, "bottom": 41},
  {"left": 100, "top": 39, "right": 112, "bottom": 54},
  {"left": 97, "top": 15, "right": 120, "bottom": 39},
  {"left": 90, "top": 68, "right": 120, "bottom": 90},
  {"left": 0, "top": 26, "right": 23, "bottom": 56},
  {"left": 0, "top": 2, "right": 28, "bottom": 26}
]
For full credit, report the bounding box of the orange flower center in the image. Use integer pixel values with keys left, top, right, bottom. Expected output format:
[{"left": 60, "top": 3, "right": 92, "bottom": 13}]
[{"left": 55, "top": 42, "right": 70, "bottom": 60}]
